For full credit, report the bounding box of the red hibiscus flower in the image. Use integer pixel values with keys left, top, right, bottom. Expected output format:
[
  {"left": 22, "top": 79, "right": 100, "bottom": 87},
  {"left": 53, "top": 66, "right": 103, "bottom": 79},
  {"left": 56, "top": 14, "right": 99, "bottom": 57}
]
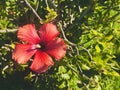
[{"left": 12, "top": 23, "right": 66, "bottom": 73}]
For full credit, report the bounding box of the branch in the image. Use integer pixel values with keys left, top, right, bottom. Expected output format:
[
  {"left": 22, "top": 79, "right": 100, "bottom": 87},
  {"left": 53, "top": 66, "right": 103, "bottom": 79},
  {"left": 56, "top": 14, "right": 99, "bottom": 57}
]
[
  {"left": 24, "top": 0, "right": 42, "bottom": 21},
  {"left": 35, "top": 0, "right": 39, "bottom": 11},
  {"left": 79, "top": 46, "right": 92, "bottom": 61},
  {"left": 76, "top": 63, "right": 90, "bottom": 90},
  {"left": 67, "top": 64, "right": 90, "bottom": 90},
  {"left": 65, "top": 1, "right": 95, "bottom": 30},
  {"left": 58, "top": 22, "right": 92, "bottom": 60},
  {"left": 59, "top": 22, "right": 91, "bottom": 90},
  {"left": 45, "top": 0, "right": 49, "bottom": 7},
  {"left": 0, "top": 29, "right": 17, "bottom": 33},
  {"left": 109, "top": 11, "right": 120, "bottom": 21},
  {"left": 58, "top": 22, "right": 76, "bottom": 46}
]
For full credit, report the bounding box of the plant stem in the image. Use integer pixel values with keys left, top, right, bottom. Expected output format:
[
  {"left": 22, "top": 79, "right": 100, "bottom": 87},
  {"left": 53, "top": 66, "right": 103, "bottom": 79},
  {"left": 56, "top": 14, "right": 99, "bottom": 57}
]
[{"left": 24, "top": 0, "right": 42, "bottom": 21}]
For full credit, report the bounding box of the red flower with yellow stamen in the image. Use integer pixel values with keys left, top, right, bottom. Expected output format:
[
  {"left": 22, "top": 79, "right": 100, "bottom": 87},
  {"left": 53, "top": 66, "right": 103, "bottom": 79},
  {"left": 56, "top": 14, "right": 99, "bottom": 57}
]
[{"left": 12, "top": 23, "right": 66, "bottom": 73}]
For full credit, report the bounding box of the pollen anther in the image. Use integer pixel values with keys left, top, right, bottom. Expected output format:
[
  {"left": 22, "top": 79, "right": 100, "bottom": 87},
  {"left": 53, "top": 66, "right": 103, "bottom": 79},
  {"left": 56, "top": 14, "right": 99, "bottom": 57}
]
[{"left": 36, "top": 44, "right": 41, "bottom": 48}]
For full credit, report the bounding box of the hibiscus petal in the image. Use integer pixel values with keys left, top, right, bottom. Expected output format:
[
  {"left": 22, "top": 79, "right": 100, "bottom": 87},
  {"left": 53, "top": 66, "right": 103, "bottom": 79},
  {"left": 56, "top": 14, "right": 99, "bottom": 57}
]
[
  {"left": 39, "top": 23, "right": 59, "bottom": 44},
  {"left": 18, "top": 24, "right": 40, "bottom": 44},
  {"left": 45, "top": 38, "right": 67, "bottom": 60},
  {"left": 30, "top": 51, "right": 54, "bottom": 73},
  {"left": 12, "top": 44, "right": 37, "bottom": 64}
]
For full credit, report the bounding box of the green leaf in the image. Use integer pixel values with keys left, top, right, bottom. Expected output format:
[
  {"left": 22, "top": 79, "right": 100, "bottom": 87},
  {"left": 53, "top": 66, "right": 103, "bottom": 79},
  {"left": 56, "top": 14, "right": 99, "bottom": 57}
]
[
  {"left": 105, "top": 35, "right": 113, "bottom": 41},
  {"left": 95, "top": 44, "right": 101, "bottom": 53},
  {"left": 40, "top": 7, "right": 58, "bottom": 24},
  {"left": 61, "top": 73, "right": 70, "bottom": 79},
  {"left": 58, "top": 66, "right": 67, "bottom": 74}
]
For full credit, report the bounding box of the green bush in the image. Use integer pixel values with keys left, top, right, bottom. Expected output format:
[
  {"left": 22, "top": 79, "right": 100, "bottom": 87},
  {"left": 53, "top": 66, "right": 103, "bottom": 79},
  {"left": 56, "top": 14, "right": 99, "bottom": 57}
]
[{"left": 0, "top": 0, "right": 120, "bottom": 90}]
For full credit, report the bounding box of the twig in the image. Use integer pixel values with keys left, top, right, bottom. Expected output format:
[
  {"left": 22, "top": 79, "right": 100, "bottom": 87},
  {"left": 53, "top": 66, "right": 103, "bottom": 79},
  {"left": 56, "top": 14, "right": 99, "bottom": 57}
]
[
  {"left": 24, "top": 0, "right": 42, "bottom": 21},
  {"left": 45, "top": 0, "right": 49, "bottom": 7},
  {"left": 65, "top": 7, "right": 90, "bottom": 30},
  {"left": 67, "top": 64, "right": 90, "bottom": 90},
  {"left": 77, "top": 63, "right": 90, "bottom": 90},
  {"left": 59, "top": 22, "right": 91, "bottom": 90},
  {"left": 66, "top": 64, "right": 79, "bottom": 77},
  {"left": 109, "top": 11, "right": 120, "bottom": 21},
  {"left": 58, "top": 22, "right": 76, "bottom": 46},
  {"left": 58, "top": 22, "right": 92, "bottom": 61},
  {"left": 46, "top": 0, "right": 57, "bottom": 9},
  {"left": 65, "top": 1, "right": 95, "bottom": 30},
  {"left": 0, "top": 29, "right": 18, "bottom": 33},
  {"left": 79, "top": 46, "right": 92, "bottom": 61},
  {"left": 35, "top": 0, "right": 39, "bottom": 11},
  {"left": 75, "top": 46, "right": 80, "bottom": 55}
]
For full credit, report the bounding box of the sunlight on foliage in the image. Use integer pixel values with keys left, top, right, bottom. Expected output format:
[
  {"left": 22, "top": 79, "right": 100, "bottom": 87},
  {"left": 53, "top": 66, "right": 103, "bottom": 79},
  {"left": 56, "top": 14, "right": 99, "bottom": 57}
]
[
  {"left": 40, "top": 7, "right": 58, "bottom": 24},
  {"left": 0, "top": 0, "right": 120, "bottom": 90}
]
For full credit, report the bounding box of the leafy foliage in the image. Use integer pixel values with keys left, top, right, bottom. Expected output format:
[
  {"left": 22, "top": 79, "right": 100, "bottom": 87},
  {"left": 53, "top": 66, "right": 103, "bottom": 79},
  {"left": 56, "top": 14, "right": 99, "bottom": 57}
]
[{"left": 0, "top": 0, "right": 120, "bottom": 90}]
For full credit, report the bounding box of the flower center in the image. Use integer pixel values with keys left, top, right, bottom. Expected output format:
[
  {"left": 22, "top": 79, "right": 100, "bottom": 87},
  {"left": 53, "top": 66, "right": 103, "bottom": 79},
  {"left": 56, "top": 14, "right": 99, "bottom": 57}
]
[{"left": 36, "top": 44, "right": 46, "bottom": 51}]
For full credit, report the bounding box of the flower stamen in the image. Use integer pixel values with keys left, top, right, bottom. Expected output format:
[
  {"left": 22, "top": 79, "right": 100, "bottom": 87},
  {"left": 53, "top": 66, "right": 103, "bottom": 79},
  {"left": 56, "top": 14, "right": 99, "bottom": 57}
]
[{"left": 36, "top": 44, "right": 41, "bottom": 49}]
